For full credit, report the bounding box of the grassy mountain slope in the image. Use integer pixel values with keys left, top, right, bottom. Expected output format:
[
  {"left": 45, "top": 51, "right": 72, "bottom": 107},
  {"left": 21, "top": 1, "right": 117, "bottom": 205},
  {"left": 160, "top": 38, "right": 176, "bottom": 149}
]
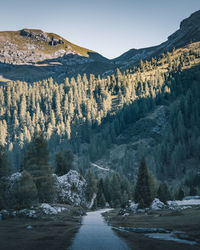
[
  {"left": 0, "top": 29, "right": 93, "bottom": 60},
  {"left": 0, "top": 29, "right": 112, "bottom": 83}
]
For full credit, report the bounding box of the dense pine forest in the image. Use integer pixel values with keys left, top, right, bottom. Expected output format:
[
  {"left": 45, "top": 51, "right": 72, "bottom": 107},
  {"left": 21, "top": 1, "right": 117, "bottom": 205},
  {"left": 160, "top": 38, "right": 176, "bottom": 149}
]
[{"left": 0, "top": 42, "right": 200, "bottom": 209}]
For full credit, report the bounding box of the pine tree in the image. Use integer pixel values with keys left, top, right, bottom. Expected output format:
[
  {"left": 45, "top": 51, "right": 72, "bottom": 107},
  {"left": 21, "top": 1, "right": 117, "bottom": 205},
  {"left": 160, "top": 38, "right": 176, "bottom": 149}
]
[
  {"left": 121, "top": 191, "right": 129, "bottom": 208},
  {"left": 148, "top": 172, "right": 158, "bottom": 201},
  {"left": 24, "top": 132, "right": 54, "bottom": 202},
  {"left": 134, "top": 157, "right": 152, "bottom": 208},
  {"left": 0, "top": 145, "right": 10, "bottom": 178},
  {"left": 85, "top": 170, "right": 97, "bottom": 201},
  {"left": 98, "top": 193, "right": 106, "bottom": 208},
  {"left": 189, "top": 186, "right": 197, "bottom": 196},
  {"left": 111, "top": 173, "right": 122, "bottom": 207},
  {"left": 13, "top": 170, "right": 38, "bottom": 209},
  {"left": 96, "top": 178, "right": 105, "bottom": 207},
  {"left": 0, "top": 145, "right": 10, "bottom": 209},
  {"left": 55, "top": 150, "right": 74, "bottom": 176},
  {"left": 157, "top": 182, "right": 171, "bottom": 203},
  {"left": 103, "top": 176, "right": 111, "bottom": 203},
  {"left": 177, "top": 187, "right": 185, "bottom": 200}
]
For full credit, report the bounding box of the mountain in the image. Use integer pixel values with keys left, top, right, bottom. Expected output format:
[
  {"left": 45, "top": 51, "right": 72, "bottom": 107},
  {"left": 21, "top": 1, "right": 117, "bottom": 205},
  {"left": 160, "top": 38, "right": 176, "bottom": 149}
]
[
  {"left": 0, "top": 10, "right": 200, "bottom": 214},
  {"left": 0, "top": 10, "right": 200, "bottom": 83},
  {"left": 0, "top": 29, "right": 113, "bottom": 83},
  {"left": 112, "top": 10, "right": 200, "bottom": 66},
  {"left": 1, "top": 39, "right": 200, "bottom": 180},
  {"left": 0, "top": 28, "right": 93, "bottom": 63}
]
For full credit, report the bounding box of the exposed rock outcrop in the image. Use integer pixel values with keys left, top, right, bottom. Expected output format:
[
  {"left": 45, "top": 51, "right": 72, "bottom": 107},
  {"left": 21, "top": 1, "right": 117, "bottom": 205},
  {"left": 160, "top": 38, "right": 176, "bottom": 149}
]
[
  {"left": 151, "top": 198, "right": 165, "bottom": 210},
  {"left": 2, "top": 170, "right": 88, "bottom": 209},
  {"left": 54, "top": 170, "right": 88, "bottom": 207},
  {"left": 20, "top": 29, "right": 49, "bottom": 42}
]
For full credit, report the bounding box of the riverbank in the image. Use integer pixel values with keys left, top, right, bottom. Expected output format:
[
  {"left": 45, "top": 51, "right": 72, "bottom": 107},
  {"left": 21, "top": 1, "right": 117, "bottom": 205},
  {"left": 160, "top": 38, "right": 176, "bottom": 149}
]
[
  {"left": 0, "top": 206, "right": 82, "bottom": 250},
  {"left": 103, "top": 208, "right": 200, "bottom": 250}
]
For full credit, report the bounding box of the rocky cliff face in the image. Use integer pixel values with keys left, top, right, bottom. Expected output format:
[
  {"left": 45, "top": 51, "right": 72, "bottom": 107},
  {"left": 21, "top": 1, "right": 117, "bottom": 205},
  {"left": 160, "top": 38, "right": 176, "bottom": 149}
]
[
  {"left": 54, "top": 170, "right": 88, "bottom": 207},
  {"left": 164, "top": 10, "right": 200, "bottom": 50}
]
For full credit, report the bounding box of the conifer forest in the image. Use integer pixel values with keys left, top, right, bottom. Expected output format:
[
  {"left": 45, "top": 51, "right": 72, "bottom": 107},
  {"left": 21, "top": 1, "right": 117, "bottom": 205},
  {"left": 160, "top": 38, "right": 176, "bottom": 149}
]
[{"left": 0, "top": 6, "right": 200, "bottom": 250}]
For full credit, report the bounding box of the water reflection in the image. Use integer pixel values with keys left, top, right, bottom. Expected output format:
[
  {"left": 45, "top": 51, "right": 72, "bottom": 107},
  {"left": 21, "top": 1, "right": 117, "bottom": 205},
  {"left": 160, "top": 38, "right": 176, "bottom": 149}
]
[{"left": 68, "top": 209, "right": 130, "bottom": 250}]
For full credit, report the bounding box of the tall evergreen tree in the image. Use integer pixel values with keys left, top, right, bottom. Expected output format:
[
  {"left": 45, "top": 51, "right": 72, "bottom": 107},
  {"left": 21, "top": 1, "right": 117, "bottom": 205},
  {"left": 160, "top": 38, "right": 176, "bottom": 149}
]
[
  {"left": 13, "top": 170, "right": 38, "bottom": 209},
  {"left": 189, "top": 186, "right": 197, "bottom": 196},
  {"left": 85, "top": 170, "right": 97, "bottom": 201},
  {"left": 134, "top": 157, "right": 152, "bottom": 208},
  {"left": 157, "top": 182, "right": 171, "bottom": 204},
  {"left": 24, "top": 132, "right": 54, "bottom": 202},
  {"left": 176, "top": 187, "right": 185, "bottom": 200},
  {"left": 0, "top": 145, "right": 10, "bottom": 209},
  {"left": 0, "top": 145, "right": 10, "bottom": 178},
  {"left": 111, "top": 173, "right": 122, "bottom": 207},
  {"left": 96, "top": 178, "right": 105, "bottom": 207},
  {"left": 55, "top": 150, "right": 74, "bottom": 176}
]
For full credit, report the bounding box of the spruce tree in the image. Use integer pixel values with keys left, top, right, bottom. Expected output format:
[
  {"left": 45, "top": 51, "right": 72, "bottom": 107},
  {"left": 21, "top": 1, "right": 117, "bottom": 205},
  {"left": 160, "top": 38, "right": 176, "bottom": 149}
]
[
  {"left": 96, "top": 178, "right": 105, "bottom": 207},
  {"left": 85, "top": 170, "right": 97, "bottom": 201},
  {"left": 98, "top": 193, "right": 106, "bottom": 208},
  {"left": 148, "top": 172, "right": 158, "bottom": 201},
  {"left": 189, "top": 186, "right": 197, "bottom": 196},
  {"left": 24, "top": 132, "right": 54, "bottom": 203},
  {"left": 157, "top": 182, "right": 171, "bottom": 203},
  {"left": 134, "top": 157, "right": 152, "bottom": 208},
  {"left": 0, "top": 145, "right": 10, "bottom": 209},
  {"left": 111, "top": 173, "right": 122, "bottom": 207},
  {"left": 13, "top": 170, "right": 38, "bottom": 209},
  {"left": 177, "top": 187, "right": 185, "bottom": 200},
  {"left": 55, "top": 150, "right": 73, "bottom": 176},
  {"left": 103, "top": 176, "right": 111, "bottom": 203},
  {"left": 0, "top": 145, "right": 10, "bottom": 178}
]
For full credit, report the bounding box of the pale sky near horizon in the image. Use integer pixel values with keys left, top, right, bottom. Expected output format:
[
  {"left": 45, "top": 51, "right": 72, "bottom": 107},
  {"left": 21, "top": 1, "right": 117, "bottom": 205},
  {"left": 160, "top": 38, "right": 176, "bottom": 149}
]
[{"left": 0, "top": 0, "right": 200, "bottom": 59}]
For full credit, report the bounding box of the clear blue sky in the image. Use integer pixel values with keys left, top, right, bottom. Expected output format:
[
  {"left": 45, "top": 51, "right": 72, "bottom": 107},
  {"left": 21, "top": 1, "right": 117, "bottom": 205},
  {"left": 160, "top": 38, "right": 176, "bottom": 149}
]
[{"left": 1, "top": 0, "right": 199, "bottom": 58}]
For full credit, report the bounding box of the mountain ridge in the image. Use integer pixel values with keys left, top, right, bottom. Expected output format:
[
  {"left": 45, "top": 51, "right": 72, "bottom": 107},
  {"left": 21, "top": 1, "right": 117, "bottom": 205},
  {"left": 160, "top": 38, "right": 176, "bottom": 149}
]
[
  {"left": 112, "top": 10, "right": 200, "bottom": 66},
  {"left": 0, "top": 10, "right": 199, "bottom": 83}
]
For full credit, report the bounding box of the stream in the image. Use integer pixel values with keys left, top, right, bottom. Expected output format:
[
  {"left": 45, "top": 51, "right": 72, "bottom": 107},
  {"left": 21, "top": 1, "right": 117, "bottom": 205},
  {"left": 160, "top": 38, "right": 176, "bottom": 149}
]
[{"left": 68, "top": 209, "right": 130, "bottom": 250}]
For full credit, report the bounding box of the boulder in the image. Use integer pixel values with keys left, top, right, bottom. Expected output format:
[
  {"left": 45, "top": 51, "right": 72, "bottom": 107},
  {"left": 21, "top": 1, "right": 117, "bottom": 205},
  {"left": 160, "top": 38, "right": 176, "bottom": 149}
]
[
  {"left": 151, "top": 198, "right": 165, "bottom": 210},
  {"left": 128, "top": 201, "right": 138, "bottom": 213},
  {"left": 54, "top": 170, "right": 88, "bottom": 207}
]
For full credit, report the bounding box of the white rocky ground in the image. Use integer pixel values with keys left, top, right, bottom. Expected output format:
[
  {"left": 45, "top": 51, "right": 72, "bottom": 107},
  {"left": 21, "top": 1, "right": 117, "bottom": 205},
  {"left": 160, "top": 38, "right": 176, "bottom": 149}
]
[
  {"left": 168, "top": 199, "right": 200, "bottom": 207},
  {"left": 0, "top": 203, "right": 69, "bottom": 220},
  {"left": 125, "top": 197, "right": 200, "bottom": 215}
]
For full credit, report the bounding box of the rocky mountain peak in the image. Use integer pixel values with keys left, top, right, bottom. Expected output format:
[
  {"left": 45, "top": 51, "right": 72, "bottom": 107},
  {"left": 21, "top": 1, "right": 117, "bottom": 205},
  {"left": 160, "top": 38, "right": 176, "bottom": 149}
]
[
  {"left": 168, "top": 10, "right": 200, "bottom": 45},
  {"left": 180, "top": 10, "right": 200, "bottom": 30},
  {"left": 20, "top": 29, "right": 64, "bottom": 46},
  {"left": 112, "top": 10, "right": 200, "bottom": 66},
  {"left": 20, "top": 29, "right": 49, "bottom": 41}
]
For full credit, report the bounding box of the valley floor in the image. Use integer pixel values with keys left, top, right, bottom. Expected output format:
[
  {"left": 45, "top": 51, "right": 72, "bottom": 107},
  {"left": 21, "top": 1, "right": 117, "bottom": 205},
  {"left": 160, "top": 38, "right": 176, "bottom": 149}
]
[
  {"left": 104, "top": 208, "right": 200, "bottom": 250},
  {"left": 0, "top": 208, "right": 81, "bottom": 250}
]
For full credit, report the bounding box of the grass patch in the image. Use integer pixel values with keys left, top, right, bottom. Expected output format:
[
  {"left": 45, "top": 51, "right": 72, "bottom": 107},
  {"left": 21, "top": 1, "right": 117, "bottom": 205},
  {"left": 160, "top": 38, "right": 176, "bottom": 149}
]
[
  {"left": 0, "top": 207, "right": 82, "bottom": 250},
  {"left": 104, "top": 208, "right": 200, "bottom": 250}
]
